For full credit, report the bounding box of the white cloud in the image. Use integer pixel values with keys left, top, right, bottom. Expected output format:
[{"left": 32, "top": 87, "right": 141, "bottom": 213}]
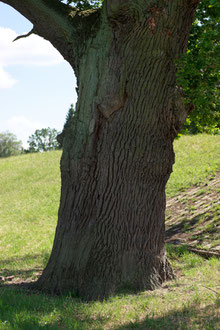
[
  {"left": 0, "top": 27, "right": 64, "bottom": 66},
  {"left": 0, "top": 66, "right": 17, "bottom": 88},
  {"left": 0, "top": 27, "right": 64, "bottom": 89},
  {"left": 0, "top": 116, "right": 47, "bottom": 148}
]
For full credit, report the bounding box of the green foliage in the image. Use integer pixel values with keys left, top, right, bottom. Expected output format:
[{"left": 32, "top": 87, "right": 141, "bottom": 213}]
[
  {"left": 0, "top": 131, "right": 23, "bottom": 158},
  {"left": 62, "top": 0, "right": 102, "bottom": 10},
  {"left": 27, "top": 128, "right": 61, "bottom": 153},
  {"left": 57, "top": 104, "right": 76, "bottom": 147},
  {"left": 64, "top": 103, "right": 76, "bottom": 129},
  {"left": 177, "top": 0, "right": 220, "bottom": 134}
]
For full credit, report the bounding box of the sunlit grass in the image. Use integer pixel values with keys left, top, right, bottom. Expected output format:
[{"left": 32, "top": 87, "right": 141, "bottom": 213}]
[
  {"left": 167, "top": 134, "right": 220, "bottom": 197},
  {"left": 0, "top": 151, "right": 61, "bottom": 275}
]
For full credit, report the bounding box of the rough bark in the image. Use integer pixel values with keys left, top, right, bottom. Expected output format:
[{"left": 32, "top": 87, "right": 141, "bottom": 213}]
[{"left": 1, "top": 0, "right": 199, "bottom": 300}]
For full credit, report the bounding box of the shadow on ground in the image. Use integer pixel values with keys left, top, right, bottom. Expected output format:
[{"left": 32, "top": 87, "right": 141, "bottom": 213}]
[
  {"left": 0, "top": 253, "right": 49, "bottom": 283},
  {"left": 0, "top": 285, "right": 219, "bottom": 329},
  {"left": 115, "top": 302, "right": 220, "bottom": 329}
]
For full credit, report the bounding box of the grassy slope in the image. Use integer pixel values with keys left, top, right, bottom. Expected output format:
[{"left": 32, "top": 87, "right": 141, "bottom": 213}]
[
  {"left": 166, "top": 171, "right": 220, "bottom": 250},
  {"left": 0, "top": 134, "right": 220, "bottom": 329},
  {"left": 167, "top": 134, "right": 220, "bottom": 197},
  {"left": 0, "top": 151, "right": 61, "bottom": 276}
]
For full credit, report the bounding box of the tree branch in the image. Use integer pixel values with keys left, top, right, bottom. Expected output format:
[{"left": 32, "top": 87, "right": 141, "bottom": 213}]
[
  {"left": 13, "top": 28, "right": 36, "bottom": 42},
  {"left": 0, "top": 0, "right": 100, "bottom": 70}
]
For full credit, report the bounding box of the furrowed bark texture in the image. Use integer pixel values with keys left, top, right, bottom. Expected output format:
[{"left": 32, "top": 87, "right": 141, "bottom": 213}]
[
  {"left": 35, "top": 0, "right": 198, "bottom": 300},
  {"left": 1, "top": 0, "right": 199, "bottom": 300}
]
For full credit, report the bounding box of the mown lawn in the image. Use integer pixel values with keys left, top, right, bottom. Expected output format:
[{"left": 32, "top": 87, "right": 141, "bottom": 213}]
[{"left": 0, "top": 134, "right": 219, "bottom": 329}]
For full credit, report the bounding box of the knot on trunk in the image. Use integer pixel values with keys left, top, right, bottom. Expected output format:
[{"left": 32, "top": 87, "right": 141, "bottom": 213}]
[
  {"left": 97, "top": 92, "right": 127, "bottom": 119},
  {"left": 107, "top": 0, "right": 130, "bottom": 17}
]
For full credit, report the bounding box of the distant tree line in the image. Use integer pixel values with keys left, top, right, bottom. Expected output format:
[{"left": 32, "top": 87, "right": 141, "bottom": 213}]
[
  {"left": 0, "top": 127, "right": 61, "bottom": 158},
  {"left": 0, "top": 105, "right": 76, "bottom": 158}
]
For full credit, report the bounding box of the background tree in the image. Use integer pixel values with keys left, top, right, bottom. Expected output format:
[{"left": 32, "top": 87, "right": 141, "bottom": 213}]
[
  {"left": 1, "top": 0, "right": 200, "bottom": 300},
  {"left": 64, "top": 0, "right": 102, "bottom": 10},
  {"left": 0, "top": 131, "right": 23, "bottom": 157},
  {"left": 178, "top": 0, "right": 220, "bottom": 134},
  {"left": 57, "top": 104, "right": 76, "bottom": 147},
  {"left": 64, "top": 103, "right": 76, "bottom": 128},
  {"left": 27, "top": 128, "right": 61, "bottom": 153}
]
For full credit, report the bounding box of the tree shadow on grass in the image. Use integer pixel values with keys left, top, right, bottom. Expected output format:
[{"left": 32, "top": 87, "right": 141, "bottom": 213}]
[
  {"left": 0, "top": 267, "right": 42, "bottom": 280},
  {"left": 0, "top": 285, "right": 219, "bottom": 329},
  {"left": 166, "top": 213, "right": 206, "bottom": 239},
  {"left": 0, "top": 254, "right": 219, "bottom": 329},
  {"left": 0, "top": 253, "right": 49, "bottom": 285},
  {"left": 115, "top": 302, "right": 220, "bottom": 330},
  {"left": 0, "top": 285, "right": 98, "bottom": 329},
  {"left": 0, "top": 286, "right": 62, "bottom": 329}
]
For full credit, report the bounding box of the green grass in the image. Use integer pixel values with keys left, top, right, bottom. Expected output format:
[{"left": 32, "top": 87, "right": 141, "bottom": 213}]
[
  {"left": 0, "top": 251, "right": 219, "bottom": 329},
  {"left": 0, "top": 151, "right": 61, "bottom": 277},
  {"left": 167, "top": 134, "right": 220, "bottom": 197},
  {"left": 0, "top": 134, "right": 220, "bottom": 329}
]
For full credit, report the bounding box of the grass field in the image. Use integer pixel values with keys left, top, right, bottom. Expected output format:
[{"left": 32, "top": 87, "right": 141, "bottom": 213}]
[
  {"left": 167, "top": 134, "right": 220, "bottom": 197},
  {"left": 0, "top": 134, "right": 220, "bottom": 329}
]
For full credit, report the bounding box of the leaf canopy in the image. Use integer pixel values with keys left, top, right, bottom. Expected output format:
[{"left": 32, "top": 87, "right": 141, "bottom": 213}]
[
  {"left": 178, "top": 0, "right": 220, "bottom": 134},
  {"left": 61, "top": 0, "right": 102, "bottom": 10},
  {"left": 27, "top": 128, "right": 61, "bottom": 153},
  {"left": 0, "top": 132, "right": 23, "bottom": 157}
]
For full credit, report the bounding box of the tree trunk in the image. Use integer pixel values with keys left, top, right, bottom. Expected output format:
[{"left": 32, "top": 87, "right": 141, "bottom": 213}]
[
  {"left": 34, "top": 1, "right": 198, "bottom": 300},
  {"left": 0, "top": 0, "right": 199, "bottom": 300}
]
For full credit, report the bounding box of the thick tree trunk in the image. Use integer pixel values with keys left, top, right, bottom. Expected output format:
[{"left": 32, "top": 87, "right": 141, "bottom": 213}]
[{"left": 34, "top": 1, "right": 198, "bottom": 300}]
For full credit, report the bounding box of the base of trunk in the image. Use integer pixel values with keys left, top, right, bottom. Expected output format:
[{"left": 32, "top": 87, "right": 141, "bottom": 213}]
[{"left": 34, "top": 253, "right": 174, "bottom": 301}]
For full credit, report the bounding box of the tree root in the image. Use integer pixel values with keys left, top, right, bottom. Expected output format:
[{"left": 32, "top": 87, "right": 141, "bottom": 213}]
[{"left": 171, "top": 244, "right": 220, "bottom": 259}]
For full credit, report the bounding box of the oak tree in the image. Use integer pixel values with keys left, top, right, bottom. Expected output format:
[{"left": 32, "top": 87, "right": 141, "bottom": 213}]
[{"left": 1, "top": 0, "right": 200, "bottom": 300}]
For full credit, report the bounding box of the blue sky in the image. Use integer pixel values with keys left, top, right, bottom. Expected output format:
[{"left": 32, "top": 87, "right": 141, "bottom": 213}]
[{"left": 0, "top": 3, "right": 77, "bottom": 147}]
